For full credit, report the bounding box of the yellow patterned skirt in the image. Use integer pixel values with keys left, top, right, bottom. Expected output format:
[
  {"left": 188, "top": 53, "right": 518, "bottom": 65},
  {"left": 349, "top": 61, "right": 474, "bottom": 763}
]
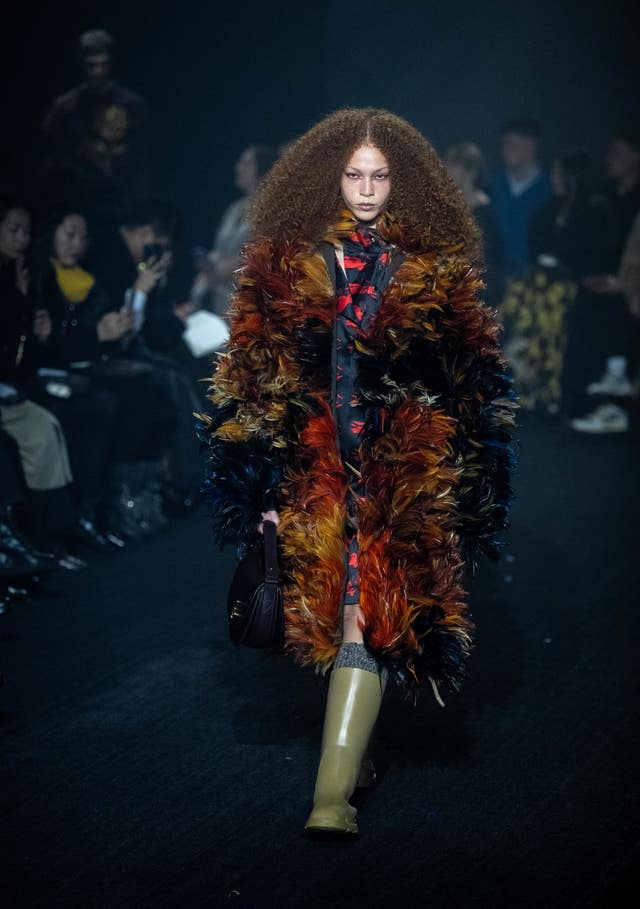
[{"left": 500, "top": 266, "right": 577, "bottom": 413}]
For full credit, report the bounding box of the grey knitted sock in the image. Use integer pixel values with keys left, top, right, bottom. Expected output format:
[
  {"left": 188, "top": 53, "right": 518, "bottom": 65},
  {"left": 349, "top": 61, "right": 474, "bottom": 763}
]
[{"left": 334, "top": 642, "right": 387, "bottom": 681}]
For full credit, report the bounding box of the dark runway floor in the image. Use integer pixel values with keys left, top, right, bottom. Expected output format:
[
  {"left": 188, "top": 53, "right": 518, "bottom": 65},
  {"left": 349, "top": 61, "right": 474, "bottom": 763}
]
[{"left": 2, "top": 411, "right": 639, "bottom": 908}]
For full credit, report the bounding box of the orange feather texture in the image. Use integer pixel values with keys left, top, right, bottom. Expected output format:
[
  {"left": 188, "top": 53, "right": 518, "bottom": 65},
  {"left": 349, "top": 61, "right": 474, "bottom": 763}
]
[{"left": 198, "top": 216, "right": 517, "bottom": 697}]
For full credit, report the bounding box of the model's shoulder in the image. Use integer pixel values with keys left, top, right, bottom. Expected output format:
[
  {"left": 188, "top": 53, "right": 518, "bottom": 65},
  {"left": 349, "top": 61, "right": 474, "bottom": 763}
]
[{"left": 242, "top": 235, "right": 318, "bottom": 268}]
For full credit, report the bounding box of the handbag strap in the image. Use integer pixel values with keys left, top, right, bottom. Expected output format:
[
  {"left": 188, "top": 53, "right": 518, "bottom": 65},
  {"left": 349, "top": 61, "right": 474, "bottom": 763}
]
[{"left": 262, "top": 520, "right": 279, "bottom": 584}]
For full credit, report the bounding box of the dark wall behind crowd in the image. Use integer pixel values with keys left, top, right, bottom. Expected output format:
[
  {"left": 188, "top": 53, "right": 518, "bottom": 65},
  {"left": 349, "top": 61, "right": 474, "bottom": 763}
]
[{"left": 2, "top": 0, "right": 638, "bottom": 247}]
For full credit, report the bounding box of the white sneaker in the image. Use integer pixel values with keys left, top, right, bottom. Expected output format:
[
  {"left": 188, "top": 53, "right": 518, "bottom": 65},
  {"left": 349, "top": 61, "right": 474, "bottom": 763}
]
[
  {"left": 570, "top": 403, "right": 629, "bottom": 434},
  {"left": 586, "top": 372, "right": 635, "bottom": 397}
]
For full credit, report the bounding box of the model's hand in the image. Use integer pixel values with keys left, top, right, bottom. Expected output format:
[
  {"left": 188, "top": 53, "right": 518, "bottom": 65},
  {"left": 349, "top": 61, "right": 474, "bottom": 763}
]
[
  {"left": 33, "top": 308, "right": 52, "bottom": 341},
  {"left": 97, "top": 310, "right": 134, "bottom": 342},
  {"left": 257, "top": 509, "right": 280, "bottom": 534}
]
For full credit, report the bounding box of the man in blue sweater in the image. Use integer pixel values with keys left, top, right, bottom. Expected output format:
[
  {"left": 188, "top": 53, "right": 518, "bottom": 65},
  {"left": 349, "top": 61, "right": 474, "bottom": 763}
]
[{"left": 491, "top": 119, "right": 552, "bottom": 271}]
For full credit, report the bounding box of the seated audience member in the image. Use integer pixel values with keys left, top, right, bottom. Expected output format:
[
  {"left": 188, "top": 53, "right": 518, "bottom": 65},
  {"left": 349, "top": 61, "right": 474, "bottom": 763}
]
[
  {"left": 0, "top": 430, "right": 57, "bottom": 612},
  {"left": 35, "top": 207, "right": 178, "bottom": 539},
  {"left": 41, "top": 28, "right": 148, "bottom": 231},
  {"left": 89, "top": 197, "right": 204, "bottom": 504},
  {"left": 88, "top": 196, "right": 185, "bottom": 358},
  {"left": 0, "top": 196, "right": 84, "bottom": 569},
  {"left": 191, "top": 145, "right": 278, "bottom": 318},
  {"left": 0, "top": 431, "right": 38, "bottom": 579},
  {"left": 574, "top": 130, "right": 640, "bottom": 433},
  {"left": 490, "top": 119, "right": 553, "bottom": 272},
  {"left": 445, "top": 141, "right": 504, "bottom": 306}
]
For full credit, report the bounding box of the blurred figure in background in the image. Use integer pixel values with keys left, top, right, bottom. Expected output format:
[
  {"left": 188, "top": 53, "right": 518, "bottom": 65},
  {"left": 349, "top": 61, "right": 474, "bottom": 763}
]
[
  {"left": 521, "top": 151, "right": 613, "bottom": 418},
  {"left": 34, "top": 206, "right": 178, "bottom": 542},
  {"left": 491, "top": 119, "right": 552, "bottom": 272},
  {"left": 620, "top": 212, "right": 640, "bottom": 318},
  {"left": 573, "top": 130, "right": 640, "bottom": 433},
  {"left": 445, "top": 141, "right": 504, "bottom": 306},
  {"left": 0, "top": 196, "right": 84, "bottom": 569},
  {"left": 33, "top": 204, "right": 182, "bottom": 537},
  {"left": 89, "top": 197, "right": 204, "bottom": 508},
  {"left": 41, "top": 29, "right": 149, "bottom": 233},
  {"left": 191, "top": 145, "right": 279, "bottom": 318},
  {"left": 89, "top": 196, "right": 181, "bottom": 356}
]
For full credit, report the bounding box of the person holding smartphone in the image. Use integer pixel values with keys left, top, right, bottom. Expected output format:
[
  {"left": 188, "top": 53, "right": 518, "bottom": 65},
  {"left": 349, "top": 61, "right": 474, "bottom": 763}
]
[{"left": 89, "top": 197, "right": 180, "bottom": 356}]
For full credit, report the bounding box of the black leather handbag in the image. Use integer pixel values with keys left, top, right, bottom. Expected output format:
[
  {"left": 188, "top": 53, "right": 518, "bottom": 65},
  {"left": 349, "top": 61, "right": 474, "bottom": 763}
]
[{"left": 227, "top": 520, "right": 284, "bottom": 650}]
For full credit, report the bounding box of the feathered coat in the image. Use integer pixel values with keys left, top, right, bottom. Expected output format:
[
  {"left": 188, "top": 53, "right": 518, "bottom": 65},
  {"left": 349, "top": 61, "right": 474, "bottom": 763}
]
[{"left": 198, "top": 212, "right": 517, "bottom": 699}]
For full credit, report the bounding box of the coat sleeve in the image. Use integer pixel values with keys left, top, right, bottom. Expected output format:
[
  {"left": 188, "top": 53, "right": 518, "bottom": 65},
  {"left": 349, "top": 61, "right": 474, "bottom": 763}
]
[
  {"left": 195, "top": 239, "right": 290, "bottom": 548},
  {"left": 437, "top": 260, "right": 518, "bottom": 568}
]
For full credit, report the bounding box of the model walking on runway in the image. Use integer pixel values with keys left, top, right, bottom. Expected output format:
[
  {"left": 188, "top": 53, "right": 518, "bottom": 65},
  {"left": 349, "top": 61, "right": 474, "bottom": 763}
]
[{"left": 198, "top": 108, "right": 517, "bottom": 835}]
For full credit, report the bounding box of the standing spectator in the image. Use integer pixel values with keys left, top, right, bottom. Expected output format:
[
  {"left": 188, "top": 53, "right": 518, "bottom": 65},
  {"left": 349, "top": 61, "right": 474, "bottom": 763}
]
[
  {"left": 445, "top": 141, "right": 504, "bottom": 306},
  {"left": 620, "top": 212, "right": 640, "bottom": 319},
  {"left": 570, "top": 131, "right": 640, "bottom": 433},
  {"left": 522, "top": 152, "right": 613, "bottom": 416},
  {"left": 41, "top": 29, "right": 148, "bottom": 230},
  {"left": 191, "top": 145, "right": 279, "bottom": 318},
  {"left": 490, "top": 119, "right": 553, "bottom": 271}
]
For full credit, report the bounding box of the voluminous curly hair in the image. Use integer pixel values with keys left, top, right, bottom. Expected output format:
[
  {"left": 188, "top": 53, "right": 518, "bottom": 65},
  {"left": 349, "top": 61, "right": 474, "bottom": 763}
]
[{"left": 250, "top": 107, "right": 481, "bottom": 258}]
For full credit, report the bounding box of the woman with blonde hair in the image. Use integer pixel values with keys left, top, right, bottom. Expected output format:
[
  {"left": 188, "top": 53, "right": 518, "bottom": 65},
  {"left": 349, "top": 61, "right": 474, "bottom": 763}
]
[{"left": 198, "top": 108, "right": 517, "bottom": 835}]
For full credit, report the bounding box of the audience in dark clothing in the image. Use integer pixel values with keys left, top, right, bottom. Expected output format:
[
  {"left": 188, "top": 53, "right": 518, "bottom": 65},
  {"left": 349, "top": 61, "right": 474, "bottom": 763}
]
[
  {"left": 88, "top": 198, "right": 187, "bottom": 359},
  {"left": 490, "top": 119, "right": 553, "bottom": 270},
  {"left": 528, "top": 152, "right": 614, "bottom": 419},
  {"left": 445, "top": 141, "right": 504, "bottom": 307},
  {"left": 569, "top": 132, "right": 640, "bottom": 433},
  {"left": 34, "top": 208, "right": 179, "bottom": 541},
  {"left": 88, "top": 198, "right": 205, "bottom": 508},
  {"left": 0, "top": 197, "right": 86, "bottom": 571},
  {"left": 41, "top": 29, "right": 148, "bottom": 232}
]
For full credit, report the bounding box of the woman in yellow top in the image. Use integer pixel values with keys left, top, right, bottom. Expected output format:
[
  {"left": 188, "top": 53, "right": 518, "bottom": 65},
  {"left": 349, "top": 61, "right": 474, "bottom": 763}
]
[{"left": 36, "top": 208, "right": 175, "bottom": 543}]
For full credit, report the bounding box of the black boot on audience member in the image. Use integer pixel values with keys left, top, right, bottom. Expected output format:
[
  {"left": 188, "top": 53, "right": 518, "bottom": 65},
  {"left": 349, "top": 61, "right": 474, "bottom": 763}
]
[
  {"left": 15, "top": 491, "right": 87, "bottom": 572},
  {"left": 73, "top": 500, "right": 123, "bottom": 553},
  {"left": 0, "top": 505, "right": 57, "bottom": 573}
]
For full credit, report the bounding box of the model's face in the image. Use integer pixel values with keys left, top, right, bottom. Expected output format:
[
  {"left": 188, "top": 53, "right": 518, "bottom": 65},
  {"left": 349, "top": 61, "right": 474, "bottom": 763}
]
[
  {"left": 53, "top": 215, "right": 89, "bottom": 266},
  {"left": 0, "top": 208, "right": 31, "bottom": 261},
  {"left": 340, "top": 145, "right": 391, "bottom": 222}
]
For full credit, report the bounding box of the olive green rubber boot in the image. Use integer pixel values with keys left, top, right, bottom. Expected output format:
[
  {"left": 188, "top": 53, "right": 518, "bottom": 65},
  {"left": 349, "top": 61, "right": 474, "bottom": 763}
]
[{"left": 305, "top": 667, "right": 385, "bottom": 835}]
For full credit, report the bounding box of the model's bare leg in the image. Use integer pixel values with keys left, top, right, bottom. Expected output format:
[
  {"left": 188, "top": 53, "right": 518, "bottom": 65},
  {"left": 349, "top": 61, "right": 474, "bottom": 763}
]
[{"left": 341, "top": 602, "right": 364, "bottom": 643}]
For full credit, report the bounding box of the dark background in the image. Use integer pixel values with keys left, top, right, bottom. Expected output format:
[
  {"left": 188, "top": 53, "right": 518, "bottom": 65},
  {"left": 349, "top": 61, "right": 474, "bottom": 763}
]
[{"left": 2, "top": 0, "right": 638, "bottom": 245}]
